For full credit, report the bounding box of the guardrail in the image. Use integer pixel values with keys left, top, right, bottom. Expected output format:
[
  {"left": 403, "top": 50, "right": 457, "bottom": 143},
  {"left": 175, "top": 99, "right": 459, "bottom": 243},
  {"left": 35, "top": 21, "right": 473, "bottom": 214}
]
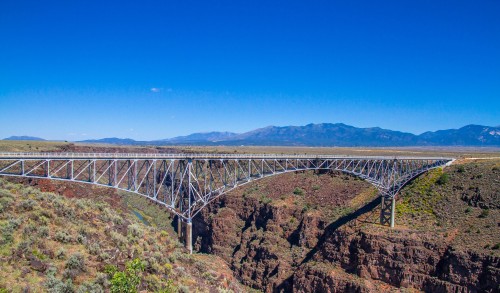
[{"left": 0, "top": 152, "right": 453, "bottom": 160}]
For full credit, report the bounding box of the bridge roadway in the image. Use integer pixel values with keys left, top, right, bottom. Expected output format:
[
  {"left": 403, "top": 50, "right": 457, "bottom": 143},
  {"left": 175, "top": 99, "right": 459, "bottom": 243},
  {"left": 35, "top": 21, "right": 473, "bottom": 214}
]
[{"left": 0, "top": 152, "right": 453, "bottom": 253}]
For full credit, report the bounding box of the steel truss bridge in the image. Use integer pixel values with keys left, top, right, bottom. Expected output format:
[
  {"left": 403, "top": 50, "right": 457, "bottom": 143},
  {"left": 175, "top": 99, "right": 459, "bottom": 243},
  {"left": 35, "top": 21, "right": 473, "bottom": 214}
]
[{"left": 0, "top": 153, "right": 453, "bottom": 253}]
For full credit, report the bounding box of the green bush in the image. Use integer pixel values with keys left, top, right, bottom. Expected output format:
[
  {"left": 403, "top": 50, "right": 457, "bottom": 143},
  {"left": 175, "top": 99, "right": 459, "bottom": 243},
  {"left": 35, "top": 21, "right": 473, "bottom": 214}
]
[
  {"left": 293, "top": 188, "right": 305, "bottom": 196},
  {"left": 55, "top": 231, "right": 73, "bottom": 243},
  {"left": 457, "top": 165, "right": 466, "bottom": 173},
  {"left": 66, "top": 253, "right": 86, "bottom": 273},
  {"left": 104, "top": 264, "right": 119, "bottom": 277},
  {"left": 110, "top": 258, "right": 145, "bottom": 293},
  {"left": 436, "top": 173, "right": 449, "bottom": 185}
]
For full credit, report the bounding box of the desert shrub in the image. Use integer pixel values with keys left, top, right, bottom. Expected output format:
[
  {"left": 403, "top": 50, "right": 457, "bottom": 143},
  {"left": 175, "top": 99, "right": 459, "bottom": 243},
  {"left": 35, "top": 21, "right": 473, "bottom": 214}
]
[
  {"left": 23, "top": 222, "right": 38, "bottom": 238},
  {"left": 86, "top": 242, "right": 101, "bottom": 255},
  {"left": 19, "top": 199, "right": 37, "bottom": 211},
  {"left": 293, "top": 187, "right": 304, "bottom": 196},
  {"left": 47, "top": 278, "right": 75, "bottom": 293},
  {"left": 56, "top": 204, "right": 75, "bottom": 221},
  {"left": 32, "top": 248, "right": 47, "bottom": 260},
  {"left": 144, "top": 274, "right": 163, "bottom": 291},
  {"left": 56, "top": 248, "right": 66, "bottom": 260},
  {"left": 260, "top": 195, "right": 272, "bottom": 204},
  {"left": 110, "top": 231, "right": 128, "bottom": 247},
  {"left": 66, "top": 253, "right": 84, "bottom": 270},
  {"left": 144, "top": 256, "right": 161, "bottom": 274},
  {"left": 55, "top": 231, "right": 73, "bottom": 243},
  {"left": 94, "top": 273, "right": 110, "bottom": 288},
  {"left": 100, "top": 208, "right": 114, "bottom": 222},
  {"left": 8, "top": 217, "right": 22, "bottom": 229},
  {"left": 492, "top": 243, "right": 500, "bottom": 250},
  {"left": 178, "top": 284, "right": 190, "bottom": 293},
  {"left": 110, "top": 258, "right": 145, "bottom": 293},
  {"left": 112, "top": 214, "right": 124, "bottom": 225},
  {"left": 1, "top": 218, "right": 21, "bottom": 244},
  {"left": 77, "top": 234, "right": 86, "bottom": 244},
  {"left": 75, "top": 199, "right": 89, "bottom": 210},
  {"left": 478, "top": 209, "right": 490, "bottom": 218},
  {"left": 464, "top": 207, "right": 472, "bottom": 213},
  {"left": 21, "top": 186, "right": 38, "bottom": 197},
  {"left": 77, "top": 226, "right": 88, "bottom": 237},
  {"left": 77, "top": 281, "right": 104, "bottom": 293},
  {"left": 436, "top": 173, "right": 449, "bottom": 185},
  {"left": 164, "top": 263, "right": 173, "bottom": 275},
  {"left": 15, "top": 239, "right": 32, "bottom": 253},
  {"left": 457, "top": 165, "right": 465, "bottom": 173},
  {"left": 127, "top": 224, "right": 144, "bottom": 240},
  {"left": 0, "top": 196, "right": 14, "bottom": 213},
  {"left": 66, "top": 253, "right": 86, "bottom": 273},
  {"left": 157, "top": 280, "right": 177, "bottom": 293},
  {"left": 94, "top": 202, "right": 107, "bottom": 212},
  {"left": 98, "top": 252, "right": 111, "bottom": 261}
]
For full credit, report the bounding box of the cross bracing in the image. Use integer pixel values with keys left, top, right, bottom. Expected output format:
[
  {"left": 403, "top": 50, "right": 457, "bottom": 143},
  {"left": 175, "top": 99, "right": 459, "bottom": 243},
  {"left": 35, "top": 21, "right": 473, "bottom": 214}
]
[{"left": 0, "top": 152, "right": 453, "bottom": 222}]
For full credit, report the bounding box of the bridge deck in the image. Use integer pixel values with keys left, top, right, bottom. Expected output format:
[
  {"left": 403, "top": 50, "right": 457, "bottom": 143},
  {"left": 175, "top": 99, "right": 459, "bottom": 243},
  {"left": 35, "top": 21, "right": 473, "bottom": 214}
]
[{"left": 0, "top": 152, "right": 453, "bottom": 160}]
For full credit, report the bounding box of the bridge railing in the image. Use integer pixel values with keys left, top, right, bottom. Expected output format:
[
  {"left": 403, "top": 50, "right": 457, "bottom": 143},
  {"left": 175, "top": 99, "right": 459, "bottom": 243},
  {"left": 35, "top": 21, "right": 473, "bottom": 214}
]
[{"left": 0, "top": 152, "right": 453, "bottom": 161}]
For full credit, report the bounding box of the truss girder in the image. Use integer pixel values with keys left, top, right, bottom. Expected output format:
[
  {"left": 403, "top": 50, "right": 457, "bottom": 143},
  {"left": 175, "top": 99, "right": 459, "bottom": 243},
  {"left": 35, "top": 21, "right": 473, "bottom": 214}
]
[{"left": 0, "top": 154, "right": 452, "bottom": 221}]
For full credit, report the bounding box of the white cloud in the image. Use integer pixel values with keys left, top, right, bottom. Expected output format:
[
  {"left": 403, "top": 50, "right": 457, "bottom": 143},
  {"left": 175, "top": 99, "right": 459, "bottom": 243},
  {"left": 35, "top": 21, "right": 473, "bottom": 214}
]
[{"left": 150, "top": 87, "right": 161, "bottom": 93}]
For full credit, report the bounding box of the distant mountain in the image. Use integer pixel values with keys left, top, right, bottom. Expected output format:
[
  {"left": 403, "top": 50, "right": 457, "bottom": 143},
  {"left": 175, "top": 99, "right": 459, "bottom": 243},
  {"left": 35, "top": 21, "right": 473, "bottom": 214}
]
[
  {"left": 74, "top": 123, "right": 500, "bottom": 147},
  {"left": 160, "top": 132, "right": 238, "bottom": 144},
  {"left": 80, "top": 137, "right": 139, "bottom": 145},
  {"left": 223, "top": 123, "right": 418, "bottom": 146},
  {"left": 3, "top": 136, "right": 45, "bottom": 141},
  {"left": 418, "top": 125, "right": 500, "bottom": 146}
]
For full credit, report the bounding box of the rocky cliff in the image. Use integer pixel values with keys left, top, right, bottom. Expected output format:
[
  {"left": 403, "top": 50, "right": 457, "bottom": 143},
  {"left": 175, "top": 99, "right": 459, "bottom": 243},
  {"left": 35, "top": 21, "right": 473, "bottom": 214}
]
[{"left": 193, "top": 161, "right": 500, "bottom": 292}]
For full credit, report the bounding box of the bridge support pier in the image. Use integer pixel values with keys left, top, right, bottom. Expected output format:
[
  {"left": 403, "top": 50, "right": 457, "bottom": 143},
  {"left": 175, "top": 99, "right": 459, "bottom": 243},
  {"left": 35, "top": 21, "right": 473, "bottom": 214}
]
[
  {"left": 186, "top": 221, "right": 193, "bottom": 254},
  {"left": 177, "top": 217, "right": 182, "bottom": 239},
  {"left": 177, "top": 218, "right": 193, "bottom": 254},
  {"left": 380, "top": 196, "right": 395, "bottom": 228}
]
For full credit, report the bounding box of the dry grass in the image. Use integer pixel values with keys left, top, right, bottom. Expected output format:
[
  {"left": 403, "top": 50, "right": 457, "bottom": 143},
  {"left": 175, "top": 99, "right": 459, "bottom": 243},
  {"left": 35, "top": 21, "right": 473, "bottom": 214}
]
[
  {"left": 0, "top": 141, "right": 70, "bottom": 152},
  {"left": 0, "top": 140, "right": 499, "bottom": 158}
]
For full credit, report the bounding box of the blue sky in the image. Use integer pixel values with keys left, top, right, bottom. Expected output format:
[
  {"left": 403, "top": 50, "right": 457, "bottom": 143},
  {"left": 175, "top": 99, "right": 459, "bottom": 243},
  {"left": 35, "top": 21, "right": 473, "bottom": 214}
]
[{"left": 1, "top": 0, "right": 499, "bottom": 140}]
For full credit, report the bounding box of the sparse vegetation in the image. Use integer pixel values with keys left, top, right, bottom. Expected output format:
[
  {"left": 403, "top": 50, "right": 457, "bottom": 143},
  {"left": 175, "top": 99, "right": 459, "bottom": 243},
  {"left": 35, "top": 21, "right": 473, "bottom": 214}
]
[
  {"left": 0, "top": 178, "right": 245, "bottom": 292},
  {"left": 478, "top": 209, "right": 489, "bottom": 218},
  {"left": 436, "top": 172, "right": 449, "bottom": 185},
  {"left": 293, "top": 187, "right": 305, "bottom": 196}
]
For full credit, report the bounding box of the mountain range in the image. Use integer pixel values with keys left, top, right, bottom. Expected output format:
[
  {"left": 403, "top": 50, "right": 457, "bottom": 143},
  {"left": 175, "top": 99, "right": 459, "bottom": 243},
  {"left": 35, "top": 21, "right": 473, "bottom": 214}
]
[{"left": 3, "top": 124, "right": 500, "bottom": 147}]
